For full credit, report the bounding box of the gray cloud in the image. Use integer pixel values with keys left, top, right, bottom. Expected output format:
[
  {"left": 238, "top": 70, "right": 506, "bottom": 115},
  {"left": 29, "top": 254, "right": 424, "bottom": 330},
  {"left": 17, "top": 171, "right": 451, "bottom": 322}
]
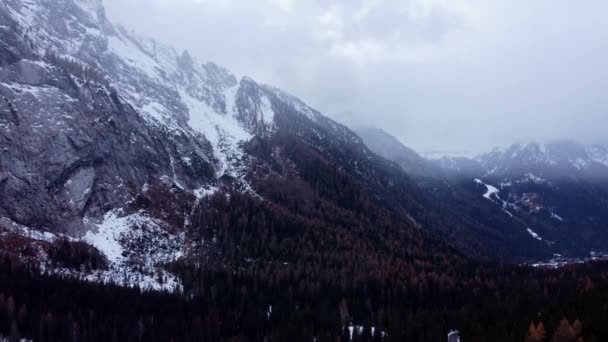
[{"left": 104, "top": 0, "right": 608, "bottom": 155}]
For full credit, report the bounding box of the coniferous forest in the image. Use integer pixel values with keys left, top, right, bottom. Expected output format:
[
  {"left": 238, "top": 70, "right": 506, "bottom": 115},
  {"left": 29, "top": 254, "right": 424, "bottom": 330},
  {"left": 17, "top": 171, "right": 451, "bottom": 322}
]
[
  {"left": 2, "top": 176, "right": 608, "bottom": 341},
  {"left": 1, "top": 252, "right": 608, "bottom": 341}
]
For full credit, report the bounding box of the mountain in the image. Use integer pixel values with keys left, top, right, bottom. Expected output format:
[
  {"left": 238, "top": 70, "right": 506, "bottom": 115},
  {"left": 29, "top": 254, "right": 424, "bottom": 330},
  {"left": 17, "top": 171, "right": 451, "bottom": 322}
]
[
  {"left": 472, "top": 141, "right": 608, "bottom": 256},
  {"left": 1, "top": 0, "right": 544, "bottom": 283},
  {"left": 358, "top": 129, "right": 608, "bottom": 259},
  {"left": 478, "top": 141, "right": 608, "bottom": 180},
  {"left": 2, "top": 1, "right": 608, "bottom": 341},
  {"left": 443, "top": 141, "right": 608, "bottom": 257},
  {"left": 0, "top": 0, "right": 450, "bottom": 289},
  {"left": 357, "top": 128, "right": 558, "bottom": 260},
  {"left": 354, "top": 127, "right": 435, "bottom": 177}
]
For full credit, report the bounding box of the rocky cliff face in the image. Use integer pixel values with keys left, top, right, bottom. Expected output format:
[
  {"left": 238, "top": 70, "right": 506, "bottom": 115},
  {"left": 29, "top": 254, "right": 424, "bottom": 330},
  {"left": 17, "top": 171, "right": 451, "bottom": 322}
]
[
  {"left": 0, "top": 0, "right": 347, "bottom": 232},
  {"left": 1, "top": 0, "right": 214, "bottom": 237}
]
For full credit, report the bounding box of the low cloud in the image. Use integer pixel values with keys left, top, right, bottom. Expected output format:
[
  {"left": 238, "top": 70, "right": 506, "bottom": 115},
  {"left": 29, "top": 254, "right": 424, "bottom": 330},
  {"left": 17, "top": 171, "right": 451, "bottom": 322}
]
[{"left": 105, "top": 0, "right": 608, "bottom": 154}]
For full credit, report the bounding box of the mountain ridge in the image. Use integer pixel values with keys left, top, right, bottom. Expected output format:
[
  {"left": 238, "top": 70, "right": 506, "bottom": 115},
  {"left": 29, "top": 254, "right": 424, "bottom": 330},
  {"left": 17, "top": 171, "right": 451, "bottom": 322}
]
[
  {"left": 357, "top": 128, "right": 608, "bottom": 258},
  {"left": 1, "top": 0, "right": 438, "bottom": 290}
]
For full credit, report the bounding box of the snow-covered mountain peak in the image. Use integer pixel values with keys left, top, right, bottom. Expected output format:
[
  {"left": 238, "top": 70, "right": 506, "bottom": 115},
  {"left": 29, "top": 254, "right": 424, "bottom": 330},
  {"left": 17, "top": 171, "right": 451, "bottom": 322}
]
[
  {"left": 265, "top": 85, "right": 321, "bottom": 121},
  {"left": 587, "top": 145, "right": 608, "bottom": 167},
  {"left": 501, "top": 142, "right": 553, "bottom": 163},
  {"left": 2, "top": 0, "right": 355, "bottom": 189},
  {"left": 2, "top": 0, "right": 494, "bottom": 294},
  {"left": 1, "top": 0, "right": 369, "bottom": 287},
  {"left": 202, "top": 61, "right": 238, "bottom": 88},
  {"left": 476, "top": 140, "right": 608, "bottom": 177},
  {"left": 3, "top": 0, "right": 112, "bottom": 57},
  {"left": 75, "top": 0, "right": 105, "bottom": 23}
]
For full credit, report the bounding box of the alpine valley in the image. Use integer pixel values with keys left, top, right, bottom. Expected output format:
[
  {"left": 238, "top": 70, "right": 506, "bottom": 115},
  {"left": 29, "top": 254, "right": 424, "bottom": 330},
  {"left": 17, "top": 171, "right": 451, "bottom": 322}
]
[
  {"left": 0, "top": 0, "right": 607, "bottom": 341},
  {"left": 358, "top": 128, "right": 608, "bottom": 262}
]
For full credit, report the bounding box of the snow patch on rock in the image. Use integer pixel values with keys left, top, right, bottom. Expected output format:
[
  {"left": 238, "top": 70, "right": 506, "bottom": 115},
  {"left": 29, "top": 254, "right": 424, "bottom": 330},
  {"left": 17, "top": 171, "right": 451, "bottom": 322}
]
[
  {"left": 82, "top": 210, "right": 185, "bottom": 291},
  {"left": 551, "top": 212, "right": 564, "bottom": 222},
  {"left": 182, "top": 88, "right": 252, "bottom": 180},
  {"left": 83, "top": 210, "right": 133, "bottom": 264},
  {"left": 474, "top": 180, "right": 546, "bottom": 242},
  {"left": 526, "top": 228, "right": 542, "bottom": 241},
  {"left": 475, "top": 179, "right": 500, "bottom": 201},
  {"left": 0, "top": 217, "right": 61, "bottom": 243}
]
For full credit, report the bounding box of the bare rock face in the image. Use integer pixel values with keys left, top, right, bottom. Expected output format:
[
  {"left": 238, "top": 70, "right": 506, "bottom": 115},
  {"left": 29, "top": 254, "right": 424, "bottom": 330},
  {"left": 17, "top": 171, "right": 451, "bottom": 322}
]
[
  {"left": 0, "top": 57, "right": 211, "bottom": 235},
  {"left": 0, "top": 0, "right": 219, "bottom": 236},
  {"left": 1, "top": 0, "right": 339, "bottom": 239}
]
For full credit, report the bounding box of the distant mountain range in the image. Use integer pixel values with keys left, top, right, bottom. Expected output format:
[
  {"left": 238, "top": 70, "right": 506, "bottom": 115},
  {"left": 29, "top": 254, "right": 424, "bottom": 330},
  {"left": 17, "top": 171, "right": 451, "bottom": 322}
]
[
  {"left": 432, "top": 141, "right": 608, "bottom": 179},
  {"left": 358, "top": 128, "right": 608, "bottom": 259}
]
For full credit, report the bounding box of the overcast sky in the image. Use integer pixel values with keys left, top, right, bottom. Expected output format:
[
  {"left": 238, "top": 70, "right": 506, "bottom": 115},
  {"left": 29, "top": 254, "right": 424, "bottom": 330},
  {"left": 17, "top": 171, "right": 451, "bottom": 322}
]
[{"left": 104, "top": 0, "right": 608, "bottom": 155}]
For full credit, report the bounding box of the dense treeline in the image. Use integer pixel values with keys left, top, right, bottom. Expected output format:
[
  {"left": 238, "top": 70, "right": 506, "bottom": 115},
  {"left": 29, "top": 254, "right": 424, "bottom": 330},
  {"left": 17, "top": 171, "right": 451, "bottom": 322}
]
[
  {"left": 1, "top": 253, "right": 608, "bottom": 341},
  {"left": 148, "top": 136, "right": 608, "bottom": 340},
  {"left": 0, "top": 256, "right": 195, "bottom": 342},
  {"left": 177, "top": 135, "right": 605, "bottom": 340},
  {"left": 180, "top": 190, "right": 608, "bottom": 341}
]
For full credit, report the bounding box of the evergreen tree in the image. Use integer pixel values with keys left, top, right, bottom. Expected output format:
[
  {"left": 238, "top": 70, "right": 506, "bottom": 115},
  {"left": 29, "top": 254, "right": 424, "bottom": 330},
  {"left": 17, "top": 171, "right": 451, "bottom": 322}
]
[{"left": 551, "top": 319, "right": 576, "bottom": 342}]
